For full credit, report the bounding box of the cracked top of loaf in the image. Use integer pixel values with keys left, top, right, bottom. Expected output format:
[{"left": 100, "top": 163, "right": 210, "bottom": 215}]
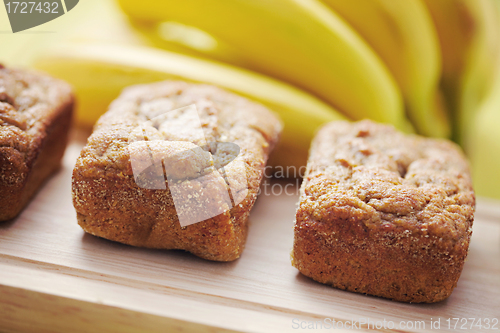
[
  {"left": 75, "top": 81, "right": 282, "bottom": 180},
  {"left": 299, "top": 120, "right": 475, "bottom": 247}
]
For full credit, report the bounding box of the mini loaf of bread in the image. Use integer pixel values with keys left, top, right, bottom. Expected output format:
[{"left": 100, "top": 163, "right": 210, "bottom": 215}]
[
  {"left": 0, "top": 65, "right": 74, "bottom": 221},
  {"left": 292, "top": 120, "right": 475, "bottom": 303},
  {"left": 72, "top": 81, "right": 282, "bottom": 261}
]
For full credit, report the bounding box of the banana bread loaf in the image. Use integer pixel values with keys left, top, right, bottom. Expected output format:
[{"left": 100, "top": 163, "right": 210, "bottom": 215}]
[
  {"left": 0, "top": 64, "right": 74, "bottom": 221},
  {"left": 292, "top": 120, "right": 475, "bottom": 303},
  {"left": 72, "top": 81, "right": 282, "bottom": 261}
]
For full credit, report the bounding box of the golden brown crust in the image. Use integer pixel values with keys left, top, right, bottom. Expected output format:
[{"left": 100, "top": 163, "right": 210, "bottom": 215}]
[
  {"left": 72, "top": 81, "right": 282, "bottom": 261},
  {"left": 0, "top": 65, "right": 74, "bottom": 221},
  {"left": 292, "top": 120, "right": 475, "bottom": 303}
]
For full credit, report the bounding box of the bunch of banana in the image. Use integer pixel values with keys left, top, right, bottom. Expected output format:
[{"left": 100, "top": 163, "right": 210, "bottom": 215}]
[{"left": 12, "top": 0, "right": 500, "bottom": 198}]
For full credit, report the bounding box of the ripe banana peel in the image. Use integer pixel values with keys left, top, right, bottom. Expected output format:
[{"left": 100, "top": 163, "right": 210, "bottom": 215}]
[
  {"left": 33, "top": 42, "right": 345, "bottom": 168},
  {"left": 423, "top": 0, "right": 500, "bottom": 145},
  {"left": 116, "top": 0, "right": 413, "bottom": 133},
  {"left": 321, "top": 0, "right": 449, "bottom": 138}
]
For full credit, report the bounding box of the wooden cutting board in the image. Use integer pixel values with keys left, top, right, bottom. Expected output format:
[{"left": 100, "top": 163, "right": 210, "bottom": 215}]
[{"left": 1, "top": 130, "right": 499, "bottom": 333}]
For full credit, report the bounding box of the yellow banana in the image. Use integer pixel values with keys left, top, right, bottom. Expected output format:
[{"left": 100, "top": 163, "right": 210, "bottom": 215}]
[
  {"left": 320, "top": 0, "right": 449, "bottom": 138},
  {"left": 33, "top": 42, "right": 345, "bottom": 168},
  {"left": 116, "top": 0, "right": 413, "bottom": 132},
  {"left": 127, "top": 19, "right": 250, "bottom": 66},
  {"left": 423, "top": 0, "right": 500, "bottom": 145}
]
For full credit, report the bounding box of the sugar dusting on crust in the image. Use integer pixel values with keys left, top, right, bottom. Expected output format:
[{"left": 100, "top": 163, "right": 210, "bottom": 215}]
[
  {"left": 293, "top": 120, "right": 475, "bottom": 303},
  {"left": 303, "top": 120, "right": 474, "bottom": 239},
  {"left": 72, "top": 81, "right": 282, "bottom": 261}
]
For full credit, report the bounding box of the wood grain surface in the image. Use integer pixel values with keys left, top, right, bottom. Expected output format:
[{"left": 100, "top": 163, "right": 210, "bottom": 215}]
[{"left": 0, "top": 131, "right": 499, "bottom": 333}]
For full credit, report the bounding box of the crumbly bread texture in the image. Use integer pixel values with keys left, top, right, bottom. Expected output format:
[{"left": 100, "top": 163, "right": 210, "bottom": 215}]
[
  {"left": 292, "top": 120, "right": 475, "bottom": 303},
  {"left": 72, "top": 81, "right": 282, "bottom": 261},
  {"left": 0, "top": 64, "right": 74, "bottom": 221}
]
